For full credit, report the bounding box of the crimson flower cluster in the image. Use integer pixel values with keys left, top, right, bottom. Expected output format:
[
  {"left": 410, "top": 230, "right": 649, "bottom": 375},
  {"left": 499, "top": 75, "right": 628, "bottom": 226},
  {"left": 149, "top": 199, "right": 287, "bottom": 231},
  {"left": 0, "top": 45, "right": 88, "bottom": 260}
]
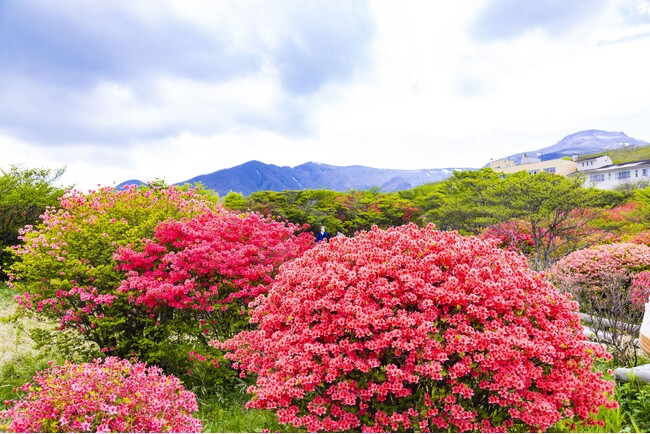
[
  {"left": 117, "top": 209, "right": 313, "bottom": 314},
  {"left": 0, "top": 357, "right": 201, "bottom": 433},
  {"left": 219, "top": 224, "right": 616, "bottom": 432}
]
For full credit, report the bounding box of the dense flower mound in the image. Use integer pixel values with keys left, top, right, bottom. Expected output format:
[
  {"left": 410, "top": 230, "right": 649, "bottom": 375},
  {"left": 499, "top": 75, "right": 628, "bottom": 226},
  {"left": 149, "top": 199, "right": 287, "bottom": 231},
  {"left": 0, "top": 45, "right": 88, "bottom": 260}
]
[
  {"left": 549, "top": 243, "right": 650, "bottom": 302},
  {"left": 117, "top": 210, "right": 314, "bottom": 312},
  {"left": 0, "top": 357, "right": 202, "bottom": 433},
  {"left": 219, "top": 224, "right": 616, "bottom": 432},
  {"left": 550, "top": 243, "right": 650, "bottom": 288}
]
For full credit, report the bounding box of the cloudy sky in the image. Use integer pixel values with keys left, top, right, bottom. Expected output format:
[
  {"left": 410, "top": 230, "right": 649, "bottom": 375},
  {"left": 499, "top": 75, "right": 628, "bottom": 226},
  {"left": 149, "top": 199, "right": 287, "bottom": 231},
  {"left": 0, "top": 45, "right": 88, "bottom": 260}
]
[{"left": 2, "top": 0, "right": 650, "bottom": 190}]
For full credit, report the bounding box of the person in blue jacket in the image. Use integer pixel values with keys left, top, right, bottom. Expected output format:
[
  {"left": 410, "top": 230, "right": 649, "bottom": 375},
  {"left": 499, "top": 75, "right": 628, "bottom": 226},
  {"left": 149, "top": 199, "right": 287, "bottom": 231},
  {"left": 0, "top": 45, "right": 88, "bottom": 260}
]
[{"left": 316, "top": 225, "right": 329, "bottom": 242}]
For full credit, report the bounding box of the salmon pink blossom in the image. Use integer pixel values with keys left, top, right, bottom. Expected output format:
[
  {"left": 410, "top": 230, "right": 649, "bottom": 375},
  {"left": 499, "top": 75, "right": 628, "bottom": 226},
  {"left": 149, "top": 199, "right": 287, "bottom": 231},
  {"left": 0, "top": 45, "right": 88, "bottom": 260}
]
[{"left": 220, "top": 224, "right": 616, "bottom": 432}]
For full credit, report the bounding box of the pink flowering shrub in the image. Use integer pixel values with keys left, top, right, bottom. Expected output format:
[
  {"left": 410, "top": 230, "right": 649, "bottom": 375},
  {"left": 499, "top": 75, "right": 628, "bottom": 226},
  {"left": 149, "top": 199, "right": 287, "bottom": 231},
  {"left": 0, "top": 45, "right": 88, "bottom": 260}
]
[
  {"left": 0, "top": 357, "right": 202, "bottom": 433},
  {"left": 629, "top": 271, "right": 650, "bottom": 311},
  {"left": 550, "top": 243, "right": 650, "bottom": 291},
  {"left": 219, "top": 224, "right": 616, "bottom": 432},
  {"left": 550, "top": 243, "right": 650, "bottom": 364},
  {"left": 6, "top": 185, "right": 226, "bottom": 384}
]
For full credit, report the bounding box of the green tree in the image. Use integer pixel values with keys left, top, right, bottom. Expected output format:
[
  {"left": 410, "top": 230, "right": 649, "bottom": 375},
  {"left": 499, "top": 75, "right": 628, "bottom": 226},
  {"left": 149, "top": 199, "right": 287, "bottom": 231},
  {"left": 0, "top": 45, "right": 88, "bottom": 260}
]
[
  {"left": 222, "top": 191, "right": 248, "bottom": 211},
  {"left": 427, "top": 169, "right": 625, "bottom": 269},
  {"left": 425, "top": 168, "right": 505, "bottom": 233},
  {"left": 0, "top": 165, "right": 69, "bottom": 279},
  {"left": 494, "top": 171, "right": 612, "bottom": 269}
]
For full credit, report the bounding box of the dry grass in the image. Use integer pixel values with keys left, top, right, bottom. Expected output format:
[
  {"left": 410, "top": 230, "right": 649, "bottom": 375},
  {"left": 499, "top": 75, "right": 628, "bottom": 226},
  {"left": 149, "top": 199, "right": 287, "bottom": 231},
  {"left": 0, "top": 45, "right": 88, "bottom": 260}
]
[{"left": 0, "top": 284, "right": 43, "bottom": 367}]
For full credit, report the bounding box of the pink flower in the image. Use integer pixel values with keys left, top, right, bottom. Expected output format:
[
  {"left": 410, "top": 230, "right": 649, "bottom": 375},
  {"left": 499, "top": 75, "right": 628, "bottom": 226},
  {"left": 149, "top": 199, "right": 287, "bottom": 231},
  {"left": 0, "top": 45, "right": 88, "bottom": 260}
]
[{"left": 0, "top": 357, "right": 201, "bottom": 433}]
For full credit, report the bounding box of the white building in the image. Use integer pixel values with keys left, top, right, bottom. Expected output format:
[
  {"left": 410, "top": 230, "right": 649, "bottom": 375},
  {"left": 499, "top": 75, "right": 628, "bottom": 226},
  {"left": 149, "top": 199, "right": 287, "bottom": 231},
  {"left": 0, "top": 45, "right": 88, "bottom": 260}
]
[
  {"left": 492, "top": 158, "right": 578, "bottom": 177},
  {"left": 576, "top": 155, "right": 613, "bottom": 171},
  {"left": 583, "top": 159, "right": 650, "bottom": 189}
]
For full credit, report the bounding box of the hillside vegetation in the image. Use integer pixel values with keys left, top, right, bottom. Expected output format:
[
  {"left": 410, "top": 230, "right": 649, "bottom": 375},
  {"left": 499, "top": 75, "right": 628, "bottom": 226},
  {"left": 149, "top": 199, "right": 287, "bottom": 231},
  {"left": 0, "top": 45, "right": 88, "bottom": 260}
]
[{"left": 583, "top": 144, "right": 650, "bottom": 164}]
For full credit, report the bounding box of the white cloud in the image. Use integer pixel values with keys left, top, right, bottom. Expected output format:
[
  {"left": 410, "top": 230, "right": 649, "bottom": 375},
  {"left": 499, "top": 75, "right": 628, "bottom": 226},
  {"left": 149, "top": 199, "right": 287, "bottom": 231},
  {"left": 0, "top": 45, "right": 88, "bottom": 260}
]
[{"left": 3, "top": 0, "right": 650, "bottom": 190}]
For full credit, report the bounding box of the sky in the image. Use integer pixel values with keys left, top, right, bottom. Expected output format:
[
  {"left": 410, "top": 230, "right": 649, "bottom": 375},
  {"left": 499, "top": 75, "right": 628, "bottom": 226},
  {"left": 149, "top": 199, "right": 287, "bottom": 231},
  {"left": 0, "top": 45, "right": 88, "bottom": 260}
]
[{"left": 2, "top": 0, "right": 650, "bottom": 191}]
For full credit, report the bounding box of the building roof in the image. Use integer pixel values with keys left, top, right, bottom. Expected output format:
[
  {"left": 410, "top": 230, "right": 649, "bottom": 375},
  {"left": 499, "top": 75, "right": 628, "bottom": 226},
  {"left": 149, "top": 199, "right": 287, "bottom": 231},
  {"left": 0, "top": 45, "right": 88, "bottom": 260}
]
[{"left": 582, "top": 159, "right": 650, "bottom": 173}]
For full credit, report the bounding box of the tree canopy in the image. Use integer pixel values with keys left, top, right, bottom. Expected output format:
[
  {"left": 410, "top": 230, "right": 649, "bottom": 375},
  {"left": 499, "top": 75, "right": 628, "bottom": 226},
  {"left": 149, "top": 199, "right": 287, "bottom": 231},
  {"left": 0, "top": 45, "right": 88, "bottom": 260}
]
[{"left": 0, "top": 165, "right": 69, "bottom": 279}]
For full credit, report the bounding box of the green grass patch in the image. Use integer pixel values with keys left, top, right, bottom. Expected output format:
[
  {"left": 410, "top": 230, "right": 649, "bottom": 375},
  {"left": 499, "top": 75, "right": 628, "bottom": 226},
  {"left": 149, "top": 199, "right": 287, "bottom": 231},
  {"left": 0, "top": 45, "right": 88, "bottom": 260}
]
[
  {"left": 0, "top": 282, "right": 53, "bottom": 410},
  {"left": 582, "top": 144, "right": 650, "bottom": 165},
  {"left": 197, "top": 395, "right": 303, "bottom": 433}
]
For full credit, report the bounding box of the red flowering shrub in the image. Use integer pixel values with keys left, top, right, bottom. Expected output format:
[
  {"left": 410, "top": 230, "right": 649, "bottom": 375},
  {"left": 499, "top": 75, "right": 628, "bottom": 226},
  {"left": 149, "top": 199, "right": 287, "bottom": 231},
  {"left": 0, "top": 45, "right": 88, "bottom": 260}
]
[
  {"left": 480, "top": 220, "right": 535, "bottom": 256},
  {"left": 0, "top": 357, "right": 202, "bottom": 433},
  {"left": 220, "top": 224, "right": 616, "bottom": 432},
  {"left": 115, "top": 210, "right": 313, "bottom": 384},
  {"left": 117, "top": 210, "right": 313, "bottom": 314}
]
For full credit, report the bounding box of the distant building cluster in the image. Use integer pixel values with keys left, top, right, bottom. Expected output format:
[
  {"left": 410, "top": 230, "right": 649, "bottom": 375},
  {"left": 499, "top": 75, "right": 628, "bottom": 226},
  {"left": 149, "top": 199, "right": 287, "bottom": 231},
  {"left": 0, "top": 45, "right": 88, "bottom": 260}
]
[{"left": 488, "top": 154, "right": 650, "bottom": 190}]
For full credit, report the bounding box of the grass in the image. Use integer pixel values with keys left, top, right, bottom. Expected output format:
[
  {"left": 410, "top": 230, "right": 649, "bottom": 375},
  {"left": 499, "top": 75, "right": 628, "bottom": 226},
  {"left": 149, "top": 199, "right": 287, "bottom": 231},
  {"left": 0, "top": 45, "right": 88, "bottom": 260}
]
[
  {"left": 0, "top": 282, "right": 52, "bottom": 407},
  {"left": 197, "top": 396, "right": 300, "bottom": 433}
]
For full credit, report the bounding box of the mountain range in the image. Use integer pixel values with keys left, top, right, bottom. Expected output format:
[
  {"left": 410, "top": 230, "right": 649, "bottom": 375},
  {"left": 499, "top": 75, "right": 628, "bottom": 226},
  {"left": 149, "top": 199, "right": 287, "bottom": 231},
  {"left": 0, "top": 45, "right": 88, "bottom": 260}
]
[
  {"left": 502, "top": 129, "right": 648, "bottom": 164},
  {"left": 119, "top": 162, "right": 467, "bottom": 196},
  {"left": 119, "top": 130, "right": 648, "bottom": 196}
]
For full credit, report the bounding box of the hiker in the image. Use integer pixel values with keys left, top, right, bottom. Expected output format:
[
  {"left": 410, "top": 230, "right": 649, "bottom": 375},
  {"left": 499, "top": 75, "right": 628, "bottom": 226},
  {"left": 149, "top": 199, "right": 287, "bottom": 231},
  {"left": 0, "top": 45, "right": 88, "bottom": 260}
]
[{"left": 316, "top": 225, "right": 329, "bottom": 242}]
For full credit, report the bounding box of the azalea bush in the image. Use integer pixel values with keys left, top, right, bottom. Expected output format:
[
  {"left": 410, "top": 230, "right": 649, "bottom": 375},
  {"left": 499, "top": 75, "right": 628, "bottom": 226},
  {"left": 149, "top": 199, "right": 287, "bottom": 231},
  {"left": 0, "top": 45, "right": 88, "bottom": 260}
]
[
  {"left": 220, "top": 224, "right": 616, "bottom": 432},
  {"left": 115, "top": 210, "right": 313, "bottom": 388},
  {"left": 550, "top": 243, "right": 650, "bottom": 365},
  {"left": 117, "top": 210, "right": 313, "bottom": 320},
  {"left": 630, "top": 271, "right": 650, "bottom": 311},
  {"left": 481, "top": 219, "right": 535, "bottom": 256},
  {"left": 6, "top": 186, "right": 217, "bottom": 378},
  {"left": 550, "top": 243, "right": 650, "bottom": 290},
  {"left": 0, "top": 357, "right": 202, "bottom": 433}
]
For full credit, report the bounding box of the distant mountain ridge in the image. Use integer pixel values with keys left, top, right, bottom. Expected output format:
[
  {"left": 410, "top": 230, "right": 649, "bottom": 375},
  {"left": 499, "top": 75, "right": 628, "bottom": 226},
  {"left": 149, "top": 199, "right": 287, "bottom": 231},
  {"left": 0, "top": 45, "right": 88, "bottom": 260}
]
[
  {"left": 168, "top": 161, "right": 466, "bottom": 196},
  {"left": 118, "top": 130, "right": 649, "bottom": 195},
  {"left": 502, "top": 130, "right": 648, "bottom": 163}
]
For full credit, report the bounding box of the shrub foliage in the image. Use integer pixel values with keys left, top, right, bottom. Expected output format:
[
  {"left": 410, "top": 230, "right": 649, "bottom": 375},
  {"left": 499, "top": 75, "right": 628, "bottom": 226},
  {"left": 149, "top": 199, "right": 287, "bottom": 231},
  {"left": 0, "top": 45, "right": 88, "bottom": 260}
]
[{"left": 7, "top": 184, "right": 314, "bottom": 389}]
